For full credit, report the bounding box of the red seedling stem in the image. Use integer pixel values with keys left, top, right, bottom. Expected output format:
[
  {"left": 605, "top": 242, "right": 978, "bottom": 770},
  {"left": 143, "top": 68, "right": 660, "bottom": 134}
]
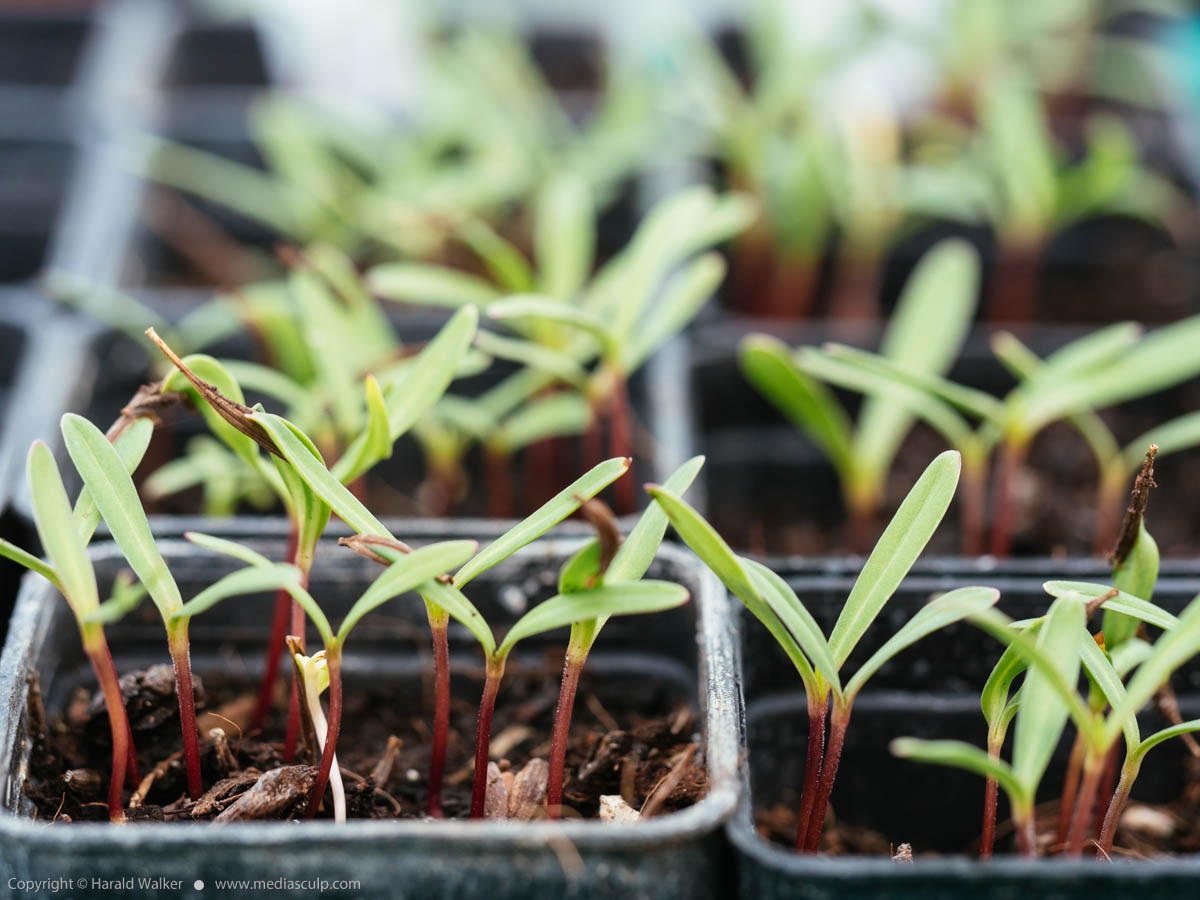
[
  {"left": 1094, "top": 744, "right": 1120, "bottom": 837},
  {"left": 305, "top": 650, "right": 344, "bottom": 819},
  {"left": 1055, "top": 732, "right": 1086, "bottom": 848},
  {"left": 282, "top": 557, "right": 313, "bottom": 763},
  {"left": 100, "top": 642, "right": 140, "bottom": 788},
  {"left": 804, "top": 704, "right": 850, "bottom": 852},
  {"left": 167, "top": 626, "right": 203, "bottom": 800},
  {"left": 469, "top": 658, "right": 505, "bottom": 819},
  {"left": 794, "top": 694, "right": 828, "bottom": 852},
  {"left": 989, "top": 441, "right": 1027, "bottom": 558},
  {"left": 980, "top": 735, "right": 1003, "bottom": 859},
  {"left": 253, "top": 520, "right": 300, "bottom": 733},
  {"left": 547, "top": 647, "right": 586, "bottom": 818},
  {"left": 427, "top": 613, "right": 452, "bottom": 818},
  {"left": 87, "top": 643, "right": 131, "bottom": 822},
  {"left": 1097, "top": 764, "right": 1136, "bottom": 857},
  {"left": 484, "top": 448, "right": 514, "bottom": 520},
  {"left": 1064, "top": 755, "right": 1103, "bottom": 856}
]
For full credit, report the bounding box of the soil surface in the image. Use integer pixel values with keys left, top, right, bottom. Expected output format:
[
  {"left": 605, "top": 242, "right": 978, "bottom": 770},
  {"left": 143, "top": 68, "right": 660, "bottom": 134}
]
[
  {"left": 23, "top": 658, "right": 705, "bottom": 824},
  {"left": 754, "top": 755, "right": 1200, "bottom": 859}
]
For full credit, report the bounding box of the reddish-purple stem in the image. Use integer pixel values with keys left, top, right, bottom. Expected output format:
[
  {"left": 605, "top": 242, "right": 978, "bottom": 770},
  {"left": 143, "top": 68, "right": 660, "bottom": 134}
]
[
  {"left": 1094, "top": 744, "right": 1120, "bottom": 837},
  {"left": 281, "top": 562, "right": 312, "bottom": 762},
  {"left": 1055, "top": 732, "right": 1086, "bottom": 848},
  {"left": 253, "top": 520, "right": 299, "bottom": 732},
  {"left": 1097, "top": 763, "right": 1136, "bottom": 857},
  {"left": 88, "top": 644, "right": 130, "bottom": 821},
  {"left": 981, "top": 735, "right": 1003, "bottom": 859},
  {"left": 989, "top": 441, "right": 1026, "bottom": 558},
  {"left": 167, "top": 627, "right": 203, "bottom": 800},
  {"left": 470, "top": 661, "right": 505, "bottom": 819},
  {"left": 1065, "top": 756, "right": 1103, "bottom": 856},
  {"left": 804, "top": 704, "right": 850, "bottom": 851},
  {"left": 484, "top": 449, "right": 513, "bottom": 520},
  {"left": 547, "top": 651, "right": 585, "bottom": 818},
  {"left": 305, "top": 650, "right": 343, "bottom": 818},
  {"left": 794, "top": 695, "right": 827, "bottom": 851},
  {"left": 427, "top": 618, "right": 451, "bottom": 818},
  {"left": 101, "top": 642, "right": 140, "bottom": 787}
]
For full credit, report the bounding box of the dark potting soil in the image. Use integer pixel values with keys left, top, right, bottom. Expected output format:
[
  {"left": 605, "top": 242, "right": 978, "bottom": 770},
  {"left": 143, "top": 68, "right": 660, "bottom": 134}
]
[
  {"left": 22, "top": 658, "right": 705, "bottom": 824},
  {"left": 753, "top": 755, "right": 1200, "bottom": 859}
]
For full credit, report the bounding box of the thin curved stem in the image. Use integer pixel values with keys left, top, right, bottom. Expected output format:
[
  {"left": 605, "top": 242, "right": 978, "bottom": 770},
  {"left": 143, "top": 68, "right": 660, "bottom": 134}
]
[
  {"left": 981, "top": 733, "right": 1003, "bottom": 859},
  {"left": 804, "top": 702, "right": 850, "bottom": 852},
  {"left": 167, "top": 625, "right": 202, "bottom": 801},
  {"left": 1097, "top": 759, "right": 1139, "bottom": 857},
  {"left": 427, "top": 613, "right": 451, "bottom": 818},
  {"left": 282, "top": 558, "right": 312, "bottom": 763},
  {"left": 253, "top": 519, "right": 299, "bottom": 732},
  {"left": 547, "top": 647, "right": 587, "bottom": 818},
  {"left": 305, "top": 649, "right": 344, "bottom": 820},
  {"left": 87, "top": 641, "right": 130, "bottom": 822},
  {"left": 1065, "top": 753, "right": 1103, "bottom": 856},
  {"left": 1055, "top": 731, "right": 1087, "bottom": 848},
  {"left": 989, "top": 440, "right": 1027, "bottom": 558},
  {"left": 795, "top": 693, "right": 827, "bottom": 852},
  {"left": 470, "top": 658, "right": 505, "bottom": 819}
]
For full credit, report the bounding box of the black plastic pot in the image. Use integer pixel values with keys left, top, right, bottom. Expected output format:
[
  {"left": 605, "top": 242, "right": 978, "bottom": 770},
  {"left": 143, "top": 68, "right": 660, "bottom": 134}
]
[
  {"left": 0, "top": 536, "right": 737, "bottom": 897},
  {"left": 688, "top": 317, "right": 1200, "bottom": 557},
  {"left": 0, "top": 9, "right": 92, "bottom": 87},
  {"left": 728, "top": 559, "right": 1200, "bottom": 896}
]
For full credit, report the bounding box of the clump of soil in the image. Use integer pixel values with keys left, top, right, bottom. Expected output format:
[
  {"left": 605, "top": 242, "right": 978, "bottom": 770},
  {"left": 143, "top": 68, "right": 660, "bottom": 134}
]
[{"left": 22, "top": 659, "right": 706, "bottom": 824}]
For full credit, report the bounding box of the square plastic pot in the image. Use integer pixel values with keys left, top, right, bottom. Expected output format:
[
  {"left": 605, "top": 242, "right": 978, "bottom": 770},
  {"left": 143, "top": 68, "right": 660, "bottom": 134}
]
[
  {"left": 727, "top": 559, "right": 1200, "bottom": 898},
  {"left": 0, "top": 537, "right": 738, "bottom": 898}
]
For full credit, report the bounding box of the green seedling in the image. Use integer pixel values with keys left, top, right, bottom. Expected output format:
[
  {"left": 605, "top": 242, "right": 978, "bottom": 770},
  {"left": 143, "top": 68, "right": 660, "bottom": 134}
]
[
  {"left": 740, "top": 240, "right": 979, "bottom": 551},
  {"left": 648, "top": 450, "right": 999, "bottom": 851},
  {"left": 0, "top": 428, "right": 154, "bottom": 821},
  {"left": 808, "top": 314, "right": 1200, "bottom": 555},
  {"left": 55, "top": 413, "right": 326, "bottom": 803},
  {"left": 183, "top": 532, "right": 480, "bottom": 821},
  {"left": 146, "top": 301, "right": 476, "bottom": 754},
  {"left": 896, "top": 554, "right": 1200, "bottom": 857},
  {"left": 179, "top": 372, "right": 640, "bottom": 817},
  {"left": 369, "top": 182, "right": 752, "bottom": 514}
]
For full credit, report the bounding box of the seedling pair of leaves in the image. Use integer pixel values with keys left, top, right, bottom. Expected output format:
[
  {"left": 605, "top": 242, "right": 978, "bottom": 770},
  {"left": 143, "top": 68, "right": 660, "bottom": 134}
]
[
  {"left": 800, "top": 313, "right": 1200, "bottom": 556},
  {"left": 740, "top": 238, "right": 981, "bottom": 552},
  {"left": 369, "top": 182, "right": 753, "bottom": 514},
  {"left": 896, "top": 521, "right": 1200, "bottom": 857},
  {"left": 189, "top": 381, "right": 695, "bottom": 819},
  {"left": 0, "top": 414, "right": 344, "bottom": 814},
  {"left": 648, "top": 449, "right": 999, "bottom": 850}
]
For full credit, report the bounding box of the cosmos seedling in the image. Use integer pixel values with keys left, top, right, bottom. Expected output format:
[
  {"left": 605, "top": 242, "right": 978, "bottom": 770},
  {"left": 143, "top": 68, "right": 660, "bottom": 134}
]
[
  {"left": 369, "top": 183, "right": 751, "bottom": 513},
  {"left": 808, "top": 314, "right": 1200, "bottom": 555},
  {"left": 740, "top": 240, "right": 979, "bottom": 551},
  {"left": 649, "top": 450, "right": 999, "bottom": 851}
]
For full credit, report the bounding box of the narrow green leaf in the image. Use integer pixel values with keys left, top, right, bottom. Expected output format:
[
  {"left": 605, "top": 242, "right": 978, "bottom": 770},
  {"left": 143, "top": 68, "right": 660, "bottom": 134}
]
[
  {"left": 338, "top": 540, "right": 478, "bottom": 643},
  {"left": 844, "top": 587, "right": 999, "bottom": 700},
  {"left": 740, "top": 334, "right": 854, "bottom": 480},
  {"left": 82, "top": 571, "right": 147, "bottom": 626},
  {"left": 1043, "top": 580, "right": 1177, "bottom": 631},
  {"left": 855, "top": 239, "right": 979, "bottom": 485},
  {"left": 0, "top": 536, "right": 60, "bottom": 590},
  {"left": 534, "top": 172, "right": 595, "bottom": 301},
  {"left": 185, "top": 532, "right": 276, "bottom": 568},
  {"left": 488, "top": 392, "right": 590, "bottom": 454},
  {"left": 1103, "top": 592, "right": 1200, "bottom": 747},
  {"left": 1012, "top": 595, "right": 1085, "bottom": 795},
  {"left": 1108, "top": 521, "right": 1159, "bottom": 649},
  {"left": 27, "top": 441, "right": 95, "bottom": 613},
  {"left": 454, "top": 217, "right": 536, "bottom": 292},
  {"left": 487, "top": 295, "right": 613, "bottom": 351},
  {"left": 171, "top": 564, "right": 304, "bottom": 623},
  {"left": 61, "top": 415, "right": 182, "bottom": 617},
  {"left": 473, "top": 329, "right": 588, "bottom": 388},
  {"left": 1135, "top": 719, "right": 1200, "bottom": 763},
  {"left": 745, "top": 560, "right": 842, "bottom": 693},
  {"left": 453, "top": 457, "right": 630, "bottom": 588},
  {"left": 1080, "top": 631, "right": 1140, "bottom": 751},
  {"left": 1124, "top": 412, "right": 1200, "bottom": 469},
  {"left": 329, "top": 374, "right": 392, "bottom": 484},
  {"left": 380, "top": 305, "right": 478, "bottom": 442},
  {"left": 620, "top": 253, "right": 726, "bottom": 373},
  {"left": 497, "top": 581, "right": 688, "bottom": 658},
  {"left": 982, "top": 640, "right": 1032, "bottom": 735},
  {"left": 367, "top": 263, "right": 502, "bottom": 308},
  {"left": 828, "top": 450, "right": 961, "bottom": 666},
  {"left": 607, "top": 456, "right": 705, "bottom": 584},
  {"left": 890, "top": 738, "right": 1028, "bottom": 808},
  {"left": 73, "top": 418, "right": 154, "bottom": 544}
]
